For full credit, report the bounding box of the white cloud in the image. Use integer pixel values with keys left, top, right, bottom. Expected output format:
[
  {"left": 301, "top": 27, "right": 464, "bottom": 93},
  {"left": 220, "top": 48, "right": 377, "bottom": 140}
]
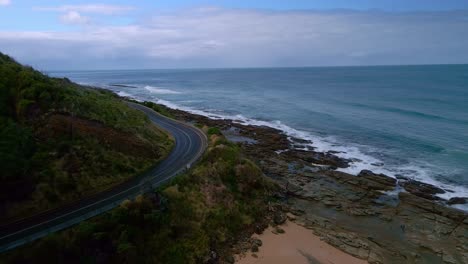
[
  {"left": 0, "top": 0, "right": 11, "bottom": 6},
  {"left": 35, "top": 4, "right": 135, "bottom": 15},
  {"left": 34, "top": 4, "right": 135, "bottom": 26},
  {"left": 1, "top": 8, "right": 468, "bottom": 70},
  {"left": 60, "top": 11, "right": 90, "bottom": 25}
]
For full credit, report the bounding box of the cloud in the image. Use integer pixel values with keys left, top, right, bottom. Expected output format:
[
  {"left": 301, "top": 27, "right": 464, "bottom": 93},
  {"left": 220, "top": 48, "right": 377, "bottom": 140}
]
[
  {"left": 0, "top": 0, "right": 11, "bottom": 6},
  {"left": 60, "top": 11, "right": 90, "bottom": 25},
  {"left": 1, "top": 8, "right": 468, "bottom": 70},
  {"left": 34, "top": 4, "right": 135, "bottom": 26},
  {"left": 35, "top": 4, "right": 135, "bottom": 15}
]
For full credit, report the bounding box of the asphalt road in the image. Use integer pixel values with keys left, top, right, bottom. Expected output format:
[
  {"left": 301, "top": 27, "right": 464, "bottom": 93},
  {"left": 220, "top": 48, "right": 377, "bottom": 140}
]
[{"left": 0, "top": 102, "right": 207, "bottom": 253}]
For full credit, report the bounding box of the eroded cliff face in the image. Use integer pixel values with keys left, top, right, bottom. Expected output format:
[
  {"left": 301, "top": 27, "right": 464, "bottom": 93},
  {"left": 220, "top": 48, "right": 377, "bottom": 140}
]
[{"left": 158, "top": 103, "right": 467, "bottom": 264}]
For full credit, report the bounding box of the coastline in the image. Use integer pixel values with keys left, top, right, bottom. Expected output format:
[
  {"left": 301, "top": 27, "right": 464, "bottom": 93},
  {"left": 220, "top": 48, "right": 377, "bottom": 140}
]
[
  {"left": 124, "top": 94, "right": 468, "bottom": 209},
  {"left": 118, "top": 95, "right": 467, "bottom": 263},
  {"left": 117, "top": 90, "right": 468, "bottom": 204}
]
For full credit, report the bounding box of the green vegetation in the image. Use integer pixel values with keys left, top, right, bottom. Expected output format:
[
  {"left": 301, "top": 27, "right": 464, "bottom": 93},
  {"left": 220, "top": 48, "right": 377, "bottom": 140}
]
[
  {"left": 3, "top": 133, "right": 277, "bottom": 263},
  {"left": 0, "top": 52, "right": 173, "bottom": 221},
  {"left": 207, "top": 127, "right": 221, "bottom": 136},
  {"left": 138, "top": 100, "right": 175, "bottom": 119}
]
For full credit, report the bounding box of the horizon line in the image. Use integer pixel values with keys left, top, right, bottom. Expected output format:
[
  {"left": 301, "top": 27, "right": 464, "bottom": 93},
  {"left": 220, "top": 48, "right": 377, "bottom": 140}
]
[{"left": 46, "top": 62, "right": 468, "bottom": 72}]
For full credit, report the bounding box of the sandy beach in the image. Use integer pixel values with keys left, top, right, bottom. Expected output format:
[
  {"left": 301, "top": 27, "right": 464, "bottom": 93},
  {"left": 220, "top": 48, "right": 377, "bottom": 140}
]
[{"left": 236, "top": 221, "right": 367, "bottom": 264}]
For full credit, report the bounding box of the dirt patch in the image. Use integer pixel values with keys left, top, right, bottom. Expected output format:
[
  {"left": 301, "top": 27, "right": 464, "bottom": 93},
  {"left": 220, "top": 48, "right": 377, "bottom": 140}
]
[{"left": 36, "top": 113, "right": 163, "bottom": 159}]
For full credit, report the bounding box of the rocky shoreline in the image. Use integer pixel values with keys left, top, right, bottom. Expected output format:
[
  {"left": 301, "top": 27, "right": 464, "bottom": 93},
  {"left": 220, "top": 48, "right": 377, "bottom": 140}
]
[{"left": 129, "top": 99, "right": 467, "bottom": 263}]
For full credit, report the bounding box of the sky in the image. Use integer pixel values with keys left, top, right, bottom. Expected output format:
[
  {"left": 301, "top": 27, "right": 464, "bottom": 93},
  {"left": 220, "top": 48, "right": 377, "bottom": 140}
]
[{"left": 1, "top": 0, "right": 468, "bottom": 70}]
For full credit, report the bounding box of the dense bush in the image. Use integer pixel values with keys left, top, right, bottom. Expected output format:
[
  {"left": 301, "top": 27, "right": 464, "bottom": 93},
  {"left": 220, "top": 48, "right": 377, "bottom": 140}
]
[
  {"left": 0, "top": 118, "right": 34, "bottom": 181},
  {"left": 207, "top": 127, "right": 221, "bottom": 136},
  {"left": 140, "top": 101, "right": 175, "bottom": 118}
]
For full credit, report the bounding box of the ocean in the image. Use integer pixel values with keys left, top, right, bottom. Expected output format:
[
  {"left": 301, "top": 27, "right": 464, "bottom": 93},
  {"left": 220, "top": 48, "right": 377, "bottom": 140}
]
[{"left": 50, "top": 65, "right": 468, "bottom": 200}]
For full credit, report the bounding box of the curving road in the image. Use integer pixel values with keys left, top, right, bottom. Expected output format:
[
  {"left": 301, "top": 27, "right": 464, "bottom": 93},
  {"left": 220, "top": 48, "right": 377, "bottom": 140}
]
[{"left": 0, "top": 102, "right": 207, "bottom": 253}]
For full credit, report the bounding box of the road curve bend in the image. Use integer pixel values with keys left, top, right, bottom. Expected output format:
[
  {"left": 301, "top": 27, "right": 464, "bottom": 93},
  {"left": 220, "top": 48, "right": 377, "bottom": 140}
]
[{"left": 0, "top": 102, "right": 207, "bottom": 253}]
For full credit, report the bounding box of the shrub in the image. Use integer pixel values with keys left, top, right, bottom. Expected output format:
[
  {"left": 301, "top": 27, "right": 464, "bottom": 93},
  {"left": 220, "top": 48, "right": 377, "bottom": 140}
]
[{"left": 207, "top": 127, "right": 221, "bottom": 136}]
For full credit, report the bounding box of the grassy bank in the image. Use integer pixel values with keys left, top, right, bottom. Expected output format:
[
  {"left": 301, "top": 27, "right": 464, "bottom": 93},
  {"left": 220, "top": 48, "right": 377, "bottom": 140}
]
[
  {"left": 0, "top": 52, "right": 173, "bottom": 222},
  {"left": 2, "top": 130, "right": 278, "bottom": 263}
]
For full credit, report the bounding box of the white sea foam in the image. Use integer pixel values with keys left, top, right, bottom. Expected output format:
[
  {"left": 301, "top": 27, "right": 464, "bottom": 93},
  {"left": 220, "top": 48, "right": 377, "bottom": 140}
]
[
  {"left": 76, "top": 81, "right": 93, "bottom": 86},
  {"left": 117, "top": 91, "right": 132, "bottom": 97},
  {"left": 119, "top": 93, "right": 468, "bottom": 209},
  {"left": 144, "top": 86, "right": 181, "bottom": 94}
]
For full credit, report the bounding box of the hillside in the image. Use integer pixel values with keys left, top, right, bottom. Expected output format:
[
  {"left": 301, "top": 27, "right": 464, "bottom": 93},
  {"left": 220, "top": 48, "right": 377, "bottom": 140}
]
[
  {"left": 0, "top": 52, "right": 173, "bottom": 222},
  {"left": 3, "top": 129, "right": 278, "bottom": 263}
]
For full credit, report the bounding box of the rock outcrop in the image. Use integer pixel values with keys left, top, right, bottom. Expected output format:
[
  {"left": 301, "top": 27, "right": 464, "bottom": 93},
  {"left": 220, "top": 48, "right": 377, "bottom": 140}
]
[
  {"left": 399, "top": 178, "right": 446, "bottom": 200},
  {"left": 146, "top": 102, "right": 468, "bottom": 264}
]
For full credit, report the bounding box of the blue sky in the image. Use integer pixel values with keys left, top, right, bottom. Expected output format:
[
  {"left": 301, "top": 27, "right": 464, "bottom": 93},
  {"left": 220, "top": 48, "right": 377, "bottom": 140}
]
[
  {"left": 3, "top": 0, "right": 468, "bottom": 30},
  {"left": 1, "top": 0, "right": 468, "bottom": 69}
]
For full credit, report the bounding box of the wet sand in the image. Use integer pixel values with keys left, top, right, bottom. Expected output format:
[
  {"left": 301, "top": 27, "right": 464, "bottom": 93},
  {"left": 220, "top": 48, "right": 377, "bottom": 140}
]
[{"left": 237, "top": 221, "right": 367, "bottom": 264}]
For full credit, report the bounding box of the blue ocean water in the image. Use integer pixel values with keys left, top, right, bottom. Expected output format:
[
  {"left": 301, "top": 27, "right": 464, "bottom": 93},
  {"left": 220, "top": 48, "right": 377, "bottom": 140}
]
[{"left": 50, "top": 65, "right": 468, "bottom": 199}]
